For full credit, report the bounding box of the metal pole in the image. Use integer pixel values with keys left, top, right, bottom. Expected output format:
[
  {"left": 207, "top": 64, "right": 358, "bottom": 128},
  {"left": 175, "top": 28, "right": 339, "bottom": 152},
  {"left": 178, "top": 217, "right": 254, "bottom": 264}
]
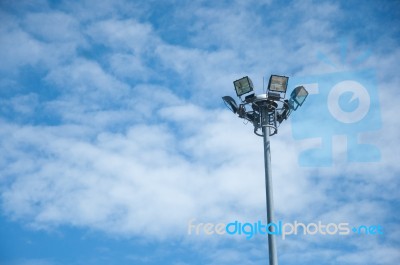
[{"left": 261, "top": 105, "right": 278, "bottom": 265}]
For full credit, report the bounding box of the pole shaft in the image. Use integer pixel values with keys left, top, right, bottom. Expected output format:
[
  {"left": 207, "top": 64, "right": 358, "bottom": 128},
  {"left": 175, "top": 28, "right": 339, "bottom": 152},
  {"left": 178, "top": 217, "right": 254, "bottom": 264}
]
[{"left": 261, "top": 106, "right": 278, "bottom": 265}]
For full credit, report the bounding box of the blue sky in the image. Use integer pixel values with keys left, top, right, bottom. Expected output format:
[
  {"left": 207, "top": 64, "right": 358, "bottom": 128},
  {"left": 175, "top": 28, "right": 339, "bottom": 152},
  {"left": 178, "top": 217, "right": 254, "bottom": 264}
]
[{"left": 0, "top": 0, "right": 399, "bottom": 264}]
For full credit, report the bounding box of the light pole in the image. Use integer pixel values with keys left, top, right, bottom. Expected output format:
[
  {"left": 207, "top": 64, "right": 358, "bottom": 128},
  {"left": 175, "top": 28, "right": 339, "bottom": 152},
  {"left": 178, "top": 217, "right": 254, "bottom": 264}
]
[{"left": 222, "top": 75, "right": 309, "bottom": 265}]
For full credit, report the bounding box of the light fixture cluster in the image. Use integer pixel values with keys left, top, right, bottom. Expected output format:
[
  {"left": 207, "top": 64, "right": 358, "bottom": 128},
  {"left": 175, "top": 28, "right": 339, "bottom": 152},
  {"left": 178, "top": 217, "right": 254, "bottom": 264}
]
[{"left": 223, "top": 74, "right": 309, "bottom": 136}]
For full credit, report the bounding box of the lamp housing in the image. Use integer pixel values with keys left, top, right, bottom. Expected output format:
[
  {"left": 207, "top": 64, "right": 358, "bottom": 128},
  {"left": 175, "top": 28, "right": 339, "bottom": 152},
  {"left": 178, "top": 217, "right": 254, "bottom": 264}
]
[
  {"left": 290, "top": 86, "right": 309, "bottom": 110},
  {"left": 222, "top": 96, "right": 238, "bottom": 113},
  {"left": 268, "top": 75, "right": 289, "bottom": 95},
  {"left": 233, "top": 76, "right": 254, "bottom": 97}
]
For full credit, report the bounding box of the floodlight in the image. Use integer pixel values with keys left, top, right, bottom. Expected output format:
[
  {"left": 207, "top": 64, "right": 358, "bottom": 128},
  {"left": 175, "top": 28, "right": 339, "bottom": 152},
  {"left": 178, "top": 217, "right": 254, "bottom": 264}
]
[
  {"left": 290, "top": 86, "right": 308, "bottom": 110},
  {"left": 233, "top": 76, "right": 254, "bottom": 97},
  {"left": 268, "top": 75, "right": 288, "bottom": 93},
  {"left": 222, "top": 96, "right": 238, "bottom": 113}
]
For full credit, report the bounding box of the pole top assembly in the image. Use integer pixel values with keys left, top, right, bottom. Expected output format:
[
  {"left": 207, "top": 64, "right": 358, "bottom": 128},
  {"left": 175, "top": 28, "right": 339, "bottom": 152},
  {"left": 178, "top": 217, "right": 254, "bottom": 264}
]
[{"left": 223, "top": 75, "right": 309, "bottom": 137}]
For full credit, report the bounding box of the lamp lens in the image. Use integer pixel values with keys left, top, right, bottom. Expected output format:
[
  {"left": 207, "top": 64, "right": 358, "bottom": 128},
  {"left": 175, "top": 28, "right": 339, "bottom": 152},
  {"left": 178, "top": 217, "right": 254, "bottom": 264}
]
[
  {"left": 268, "top": 75, "right": 288, "bottom": 93},
  {"left": 234, "top": 76, "right": 253, "bottom": 96},
  {"left": 295, "top": 86, "right": 308, "bottom": 105}
]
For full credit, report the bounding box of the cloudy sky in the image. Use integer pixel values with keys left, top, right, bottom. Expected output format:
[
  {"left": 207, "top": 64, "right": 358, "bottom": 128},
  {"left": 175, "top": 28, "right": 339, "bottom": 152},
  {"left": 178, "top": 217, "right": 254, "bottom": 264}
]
[{"left": 0, "top": 0, "right": 399, "bottom": 264}]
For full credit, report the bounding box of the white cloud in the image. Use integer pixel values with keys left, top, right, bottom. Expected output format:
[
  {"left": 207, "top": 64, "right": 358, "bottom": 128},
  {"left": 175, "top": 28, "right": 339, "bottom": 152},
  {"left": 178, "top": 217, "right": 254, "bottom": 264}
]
[
  {"left": 108, "top": 53, "right": 151, "bottom": 80},
  {"left": 23, "top": 11, "right": 82, "bottom": 43},
  {"left": 0, "top": 21, "right": 45, "bottom": 74}
]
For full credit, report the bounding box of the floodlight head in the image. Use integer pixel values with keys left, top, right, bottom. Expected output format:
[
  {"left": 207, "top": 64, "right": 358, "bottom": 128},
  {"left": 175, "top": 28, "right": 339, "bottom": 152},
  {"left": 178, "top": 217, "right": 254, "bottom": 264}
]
[
  {"left": 268, "top": 75, "right": 289, "bottom": 94},
  {"left": 222, "top": 96, "right": 238, "bottom": 113},
  {"left": 290, "top": 86, "right": 308, "bottom": 108},
  {"left": 233, "top": 76, "right": 254, "bottom": 97}
]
